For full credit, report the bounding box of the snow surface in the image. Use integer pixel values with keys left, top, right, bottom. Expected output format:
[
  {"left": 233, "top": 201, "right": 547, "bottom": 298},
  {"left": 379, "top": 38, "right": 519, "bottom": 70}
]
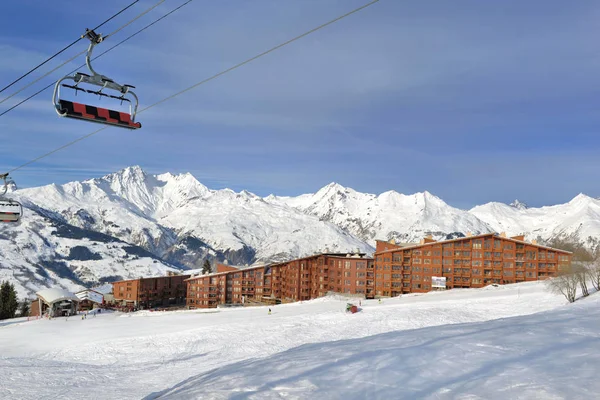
[
  {"left": 1, "top": 281, "right": 597, "bottom": 399},
  {"left": 0, "top": 207, "right": 178, "bottom": 299},
  {"left": 36, "top": 288, "right": 79, "bottom": 304}
]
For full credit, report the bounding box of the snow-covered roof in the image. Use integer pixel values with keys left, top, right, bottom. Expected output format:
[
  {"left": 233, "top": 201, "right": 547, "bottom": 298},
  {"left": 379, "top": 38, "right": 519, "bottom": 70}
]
[
  {"left": 75, "top": 289, "right": 104, "bottom": 303},
  {"left": 91, "top": 283, "right": 113, "bottom": 294},
  {"left": 36, "top": 288, "right": 80, "bottom": 304}
]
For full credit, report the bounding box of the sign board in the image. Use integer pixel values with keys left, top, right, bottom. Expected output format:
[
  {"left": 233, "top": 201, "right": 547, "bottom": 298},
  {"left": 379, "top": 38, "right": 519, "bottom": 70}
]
[{"left": 431, "top": 276, "right": 447, "bottom": 289}]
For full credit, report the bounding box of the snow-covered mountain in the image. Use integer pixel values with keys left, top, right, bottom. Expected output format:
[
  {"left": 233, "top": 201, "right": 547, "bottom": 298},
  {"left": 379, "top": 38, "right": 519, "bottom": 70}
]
[
  {"left": 267, "top": 183, "right": 491, "bottom": 243},
  {"left": 4, "top": 167, "right": 371, "bottom": 299},
  {"left": 4, "top": 165, "right": 600, "bottom": 298},
  {"left": 470, "top": 193, "right": 600, "bottom": 249},
  {"left": 268, "top": 184, "right": 600, "bottom": 251},
  {"left": 0, "top": 207, "right": 180, "bottom": 299}
]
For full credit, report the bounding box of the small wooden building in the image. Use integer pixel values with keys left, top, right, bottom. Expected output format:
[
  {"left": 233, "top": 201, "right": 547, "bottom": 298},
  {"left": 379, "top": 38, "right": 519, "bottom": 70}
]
[{"left": 75, "top": 289, "right": 104, "bottom": 311}]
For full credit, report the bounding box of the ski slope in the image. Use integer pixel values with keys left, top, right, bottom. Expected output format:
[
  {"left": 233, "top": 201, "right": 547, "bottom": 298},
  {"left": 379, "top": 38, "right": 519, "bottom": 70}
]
[{"left": 0, "top": 282, "right": 597, "bottom": 399}]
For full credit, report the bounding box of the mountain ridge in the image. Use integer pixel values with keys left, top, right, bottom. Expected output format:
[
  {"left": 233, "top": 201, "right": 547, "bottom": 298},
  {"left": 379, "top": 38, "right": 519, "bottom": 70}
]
[{"left": 2, "top": 165, "right": 597, "bottom": 298}]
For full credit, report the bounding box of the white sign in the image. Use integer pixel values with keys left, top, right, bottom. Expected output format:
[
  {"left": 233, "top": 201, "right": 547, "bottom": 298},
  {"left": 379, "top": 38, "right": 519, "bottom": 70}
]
[{"left": 431, "top": 276, "right": 447, "bottom": 288}]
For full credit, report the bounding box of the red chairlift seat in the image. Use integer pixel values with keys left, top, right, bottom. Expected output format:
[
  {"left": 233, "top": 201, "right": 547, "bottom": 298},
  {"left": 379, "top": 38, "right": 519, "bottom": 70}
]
[
  {"left": 53, "top": 29, "right": 142, "bottom": 130},
  {"left": 0, "top": 208, "right": 21, "bottom": 223},
  {"left": 57, "top": 100, "right": 141, "bottom": 130}
]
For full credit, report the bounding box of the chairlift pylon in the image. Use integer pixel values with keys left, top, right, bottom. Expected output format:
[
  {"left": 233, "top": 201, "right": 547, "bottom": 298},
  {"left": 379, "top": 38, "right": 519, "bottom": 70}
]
[
  {"left": 0, "top": 173, "right": 23, "bottom": 223},
  {"left": 53, "top": 29, "right": 141, "bottom": 130}
]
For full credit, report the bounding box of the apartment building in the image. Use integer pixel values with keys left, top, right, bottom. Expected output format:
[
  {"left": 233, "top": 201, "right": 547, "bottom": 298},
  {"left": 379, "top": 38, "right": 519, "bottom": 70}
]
[
  {"left": 373, "top": 233, "right": 572, "bottom": 297},
  {"left": 112, "top": 272, "right": 190, "bottom": 308},
  {"left": 186, "top": 252, "right": 374, "bottom": 309}
]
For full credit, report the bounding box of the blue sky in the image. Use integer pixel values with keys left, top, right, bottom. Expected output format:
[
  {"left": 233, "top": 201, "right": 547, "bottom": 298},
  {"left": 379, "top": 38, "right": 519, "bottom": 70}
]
[{"left": 0, "top": 0, "right": 599, "bottom": 209}]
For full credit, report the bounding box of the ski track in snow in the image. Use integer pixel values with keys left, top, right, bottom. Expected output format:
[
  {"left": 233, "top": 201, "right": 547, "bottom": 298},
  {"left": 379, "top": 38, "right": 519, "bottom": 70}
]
[{"left": 1, "top": 281, "right": 597, "bottom": 399}]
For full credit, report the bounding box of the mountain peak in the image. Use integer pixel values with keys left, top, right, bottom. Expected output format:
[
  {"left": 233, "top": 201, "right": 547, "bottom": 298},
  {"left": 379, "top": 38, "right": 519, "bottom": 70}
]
[
  {"left": 509, "top": 199, "right": 528, "bottom": 210},
  {"left": 569, "top": 193, "right": 593, "bottom": 205},
  {"left": 102, "top": 165, "right": 147, "bottom": 183},
  {"left": 323, "top": 182, "right": 346, "bottom": 191}
]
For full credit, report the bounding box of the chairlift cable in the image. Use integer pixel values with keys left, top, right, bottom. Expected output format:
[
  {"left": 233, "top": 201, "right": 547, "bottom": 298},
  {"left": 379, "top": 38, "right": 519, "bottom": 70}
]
[
  {"left": 104, "top": 0, "right": 166, "bottom": 39},
  {"left": 140, "top": 0, "right": 380, "bottom": 114},
  {"left": 0, "top": 0, "right": 193, "bottom": 119},
  {"left": 0, "top": 0, "right": 165, "bottom": 108},
  {"left": 0, "top": 0, "right": 141, "bottom": 96},
  {"left": 5, "top": 0, "right": 380, "bottom": 174}
]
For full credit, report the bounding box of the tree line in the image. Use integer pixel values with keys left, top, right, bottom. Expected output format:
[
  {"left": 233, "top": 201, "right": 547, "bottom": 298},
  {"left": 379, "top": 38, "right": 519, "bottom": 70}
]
[{"left": 0, "top": 281, "right": 29, "bottom": 320}]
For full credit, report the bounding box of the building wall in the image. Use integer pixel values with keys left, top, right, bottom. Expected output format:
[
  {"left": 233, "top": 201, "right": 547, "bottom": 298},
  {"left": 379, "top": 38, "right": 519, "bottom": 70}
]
[
  {"left": 373, "top": 234, "right": 572, "bottom": 296},
  {"left": 186, "top": 254, "right": 374, "bottom": 309},
  {"left": 113, "top": 279, "right": 140, "bottom": 304},
  {"left": 112, "top": 274, "right": 190, "bottom": 308},
  {"left": 29, "top": 299, "right": 45, "bottom": 317},
  {"left": 187, "top": 273, "right": 228, "bottom": 308}
]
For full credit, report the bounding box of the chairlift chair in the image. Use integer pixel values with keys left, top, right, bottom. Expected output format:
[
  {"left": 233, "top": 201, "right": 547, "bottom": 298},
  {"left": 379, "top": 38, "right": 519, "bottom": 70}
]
[
  {"left": 0, "top": 173, "right": 22, "bottom": 223},
  {"left": 53, "top": 29, "right": 142, "bottom": 130}
]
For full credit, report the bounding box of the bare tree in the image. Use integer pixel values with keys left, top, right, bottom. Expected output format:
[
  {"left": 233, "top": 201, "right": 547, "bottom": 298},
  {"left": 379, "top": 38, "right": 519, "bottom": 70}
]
[
  {"left": 573, "top": 263, "right": 589, "bottom": 297},
  {"left": 546, "top": 265, "right": 578, "bottom": 303},
  {"left": 587, "top": 259, "right": 600, "bottom": 292}
]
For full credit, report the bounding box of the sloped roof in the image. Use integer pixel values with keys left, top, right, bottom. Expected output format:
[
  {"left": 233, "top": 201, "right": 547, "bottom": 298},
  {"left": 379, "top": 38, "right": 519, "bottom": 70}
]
[
  {"left": 36, "top": 288, "right": 80, "bottom": 304},
  {"left": 75, "top": 289, "right": 104, "bottom": 303}
]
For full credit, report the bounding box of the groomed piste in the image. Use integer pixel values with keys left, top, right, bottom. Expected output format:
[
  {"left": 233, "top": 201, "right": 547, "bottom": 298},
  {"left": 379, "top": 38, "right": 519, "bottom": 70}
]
[{"left": 0, "top": 281, "right": 598, "bottom": 399}]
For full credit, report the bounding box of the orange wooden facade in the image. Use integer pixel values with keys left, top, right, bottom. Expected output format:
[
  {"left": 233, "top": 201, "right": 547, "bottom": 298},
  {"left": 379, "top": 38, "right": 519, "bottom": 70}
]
[
  {"left": 186, "top": 253, "right": 374, "bottom": 309},
  {"left": 113, "top": 274, "right": 190, "bottom": 308},
  {"left": 373, "top": 233, "right": 572, "bottom": 296}
]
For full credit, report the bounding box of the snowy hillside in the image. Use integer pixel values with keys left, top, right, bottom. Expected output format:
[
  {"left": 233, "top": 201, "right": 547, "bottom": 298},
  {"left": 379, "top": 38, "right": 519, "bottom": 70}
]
[
  {"left": 0, "top": 281, "right": 597, "bottom": 399},
  {"left": 0, "top": 207, "right": 179, "bottom": 299},
  {"left": 13, "top": 166, "right": 373, "bottom": 273}
]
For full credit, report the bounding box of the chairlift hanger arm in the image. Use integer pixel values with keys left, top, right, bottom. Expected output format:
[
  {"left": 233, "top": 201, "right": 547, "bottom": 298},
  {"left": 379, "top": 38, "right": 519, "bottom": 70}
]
[{"left": 52, "top": 27, "right": 141, "bottom": 129}]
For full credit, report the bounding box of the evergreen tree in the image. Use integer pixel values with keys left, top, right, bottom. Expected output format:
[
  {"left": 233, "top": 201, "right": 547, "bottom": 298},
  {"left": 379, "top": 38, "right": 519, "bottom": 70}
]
[
  {"left": 19, "top": 300, "right": 30, "bottom": 317},
  {"left": 202, "top": 259, "right": 212, "bottom": 275},
  {"left": 0, "top": 281, "right": 19, "bottom": 320}
]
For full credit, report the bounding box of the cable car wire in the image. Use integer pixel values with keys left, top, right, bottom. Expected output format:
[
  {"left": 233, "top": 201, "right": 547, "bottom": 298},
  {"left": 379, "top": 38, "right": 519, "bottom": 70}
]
[
  {"left": 0, "top": 0, "right": 141, "bottom": 96},
  {"left": 0, "top": 0, "right": 166, "bottom": 107},
  {"left": 5, "top": 0, "right": 380, "bottom": 174}
]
